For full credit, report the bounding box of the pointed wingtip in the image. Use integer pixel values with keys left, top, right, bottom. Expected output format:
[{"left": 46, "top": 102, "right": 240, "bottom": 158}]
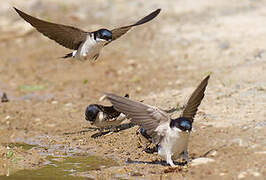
[
  {"left": 204, "top": 72, "right": 212, "bottom": 81},
  {"left": 13, "top": 7, "right": 18, "bottom": 12},
  {"left": 206, "top": 74, "right": 211, "bottom": 80},
  {"left": 13, "top": 7, "right": 20, "bottom": 13},
  {"left": 13, "top": 7, "right": 25, "bottom": 17},
  {"left": 202, "top": 74, "right": 210, "bottom": 85},
  {"left": 155, "top": 8, "right": 162, "bottom": 14},
  {"left": 152, "top": 8, "right": 161, "bottom": 17}
]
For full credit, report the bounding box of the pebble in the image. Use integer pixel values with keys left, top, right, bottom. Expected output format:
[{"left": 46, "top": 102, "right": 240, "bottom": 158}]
[
  {"left": 136, "top": 86, "right": 142, "bottom": 93},
  {"left": 254, "top": 121, "right": 266, "bottom": 129},
  {"left": 218, "top": 41, "right": 230, "bottom": 50},
  {"left": 65, "top": 103, "right": 72, "bottom": 107},
  {"left": 46, "top": 124, "right": 56, "bottom": 128},
  {"left": 209, "top": 150, "right": 217, "bottom": 157},
  {"left": 51, "top": 101, "right": 58, "bottom": 104},
  {"left": 238, "top": 171, "right": 247, "bottom": 179},
  {"left": 34, "top": 118, "right": 41, "bottom": 122},
  {"left": 238, "top": 169, "right": 261, "bottom": 179},
  {"left": 251, "top": 171, "right": 261, "bottom": 177},
  {"left": 255, "top": 151, "right": 266, "bottom": 154},
  {"left": 231, "top": 138, "right": 244, "bottom": 146},
  {"left": 191, "top": 158, "right": 215, "bottom": 166}
]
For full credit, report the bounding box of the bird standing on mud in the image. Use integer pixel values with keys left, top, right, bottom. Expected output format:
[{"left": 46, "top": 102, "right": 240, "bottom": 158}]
[
  {"left": 14, "top": 8, "right": 161, "bottom": 61},
  {"left": 105, "top": 75, "right": 210, "bottom": 167},
  {"left": 85, "top": 94, "right": 131, "bottom": 133}
]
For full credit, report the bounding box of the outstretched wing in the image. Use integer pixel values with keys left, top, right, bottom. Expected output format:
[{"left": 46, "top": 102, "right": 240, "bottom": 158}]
[
  {"left": 181, "top": 75, "right": 210, "bottom": 122},
  {"left": 14, "top": 7, "right": 88, "bottom": 50},
  {"left": 109, "top": 9, "right": 161, "bottom": 43},
  {"left": 105, "top": 93, "right": 168, "bottom": 142}
]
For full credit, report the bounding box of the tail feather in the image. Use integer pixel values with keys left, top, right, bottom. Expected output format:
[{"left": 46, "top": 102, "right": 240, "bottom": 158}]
[{"left": 62, "top": 52, "right": 73, "bottom": 59}]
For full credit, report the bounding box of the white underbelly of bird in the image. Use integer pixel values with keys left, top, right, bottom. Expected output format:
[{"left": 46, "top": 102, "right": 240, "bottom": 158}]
[
  {"left": 73, "top": 35, "right": 105, "bottom": 61},
  {"left": 157, "top": 127, "right": 189, "bottom": 164}
]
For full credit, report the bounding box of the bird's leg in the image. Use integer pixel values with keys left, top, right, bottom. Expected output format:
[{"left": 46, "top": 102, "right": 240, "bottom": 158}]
[
  {"left": 167, "top": 157, "right": 176, "bottom": 167},
  {"left": 181, "top": 149, "right": 190, "bottom": 163},
  {"left": 104, "top": 127, "right": 114, "bottom": 135},
  {"left": 166, "top": 153, "right": 176, "bottom": 167},
  {"left": 92, "top": 53, "right": 99, "bottom": 61},
  {"left": 91, "top": 128, "right": 111, "bottom": 138},
  {"left": 144, "top": 143, "right": 157, "bottom": 154}
]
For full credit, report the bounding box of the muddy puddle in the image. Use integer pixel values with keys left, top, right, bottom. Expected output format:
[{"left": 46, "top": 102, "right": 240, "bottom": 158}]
[
  {"left": 2, "top": 143, "right": 38, "bottom": 151},
  {"left": 7, "top": 155, "right": 117, "bottom": 179},
  {"left": 0, "top": 142, "right": 118, "bottom": 179}
]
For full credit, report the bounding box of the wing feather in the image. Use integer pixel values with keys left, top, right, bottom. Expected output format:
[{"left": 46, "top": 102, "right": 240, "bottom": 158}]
[
  {"left": 109, "top": 9, "right": 161, "bottom": 42},
  {"left": 14, "top": 7, "right": 87, "bottom": 50},
  {"left": 181, "top": 75, "right": 210, "bottom": 122},
  {"left": 105, "top": 92, "right": 169, "bottom": 138}
]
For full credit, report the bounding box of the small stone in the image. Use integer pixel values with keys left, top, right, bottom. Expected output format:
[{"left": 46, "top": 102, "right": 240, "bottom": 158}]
[
  {"left": 251, "top": 171, "right": 260, "bottom": 177},
  {"left": 1, "top": 92, "right": 9, "bottom": 103},
  {"left": 255, "top": 151, "right": 266, "bottom": 154},
  {"left": 135, "top": 86, "right": 142, "bottom": 93},
  {"left": 46, "top": 124, "right": 56, "bottom": 128},
  {"left": 255, "top": 121, "right": 266, "bottom": 129},
  {"left": 5, "top": 115, "right": 10, "bottom": 120},
  {"left": 191, "top": 158, "right": 215, "bottom": 166},
  {"left": 250, "top": 144, "right": 259, "bottom": 149},
  {"left": 238, "top": 171, "right": 247, "bottom": 179},
  {"left": 51, "top": 100, "right": 58, "bottom": 104},
  {"left": 175, "top": 80, "right": 182, "bottom": 85},
  {"left": 209, "top": 150, "right": 217, "bottom": 157},
  {"left": 34, "top": 118, "right": 41, "bottom": 122},
  {"left": 168, "top": 82, "right": 173, "bottom": 85},
  {"left": 254, "top": 49, "right": 266, "bottom": 59},
  {"left": 65, "top": 103, "right": 72, "bottom": 107},
  {"left": 218, "top": 41, "right": 230, "bottom": 50},
  {"left": 241, "top": 125, "right": 249, "bottom": 130},
  {"left": 232, "top": 138, "right": 244, "bottom": 146}
]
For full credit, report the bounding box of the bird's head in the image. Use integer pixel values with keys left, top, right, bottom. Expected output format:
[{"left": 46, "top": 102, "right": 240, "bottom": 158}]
[
  {"left": 170, "top": 117, "right": 192, "bottom": 132},
  {"left": 94, "top": 29, "right": 112, "bottom": 42},
  {"left": 85, "top": 105, "right": 100, "bottom": 123}
]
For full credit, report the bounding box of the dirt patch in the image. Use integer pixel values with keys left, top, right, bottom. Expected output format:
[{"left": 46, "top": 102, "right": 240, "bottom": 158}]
[{"left": 0, "top": 0, "right": 266, "bottom": 179}]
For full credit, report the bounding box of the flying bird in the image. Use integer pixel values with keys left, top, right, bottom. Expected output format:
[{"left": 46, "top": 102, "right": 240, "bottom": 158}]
[
  {"left": 105, "top": 75, "right": 210, "bottom": 167},
  {"left": 14, "top": 7, "right": 161, "bottom": 61}
]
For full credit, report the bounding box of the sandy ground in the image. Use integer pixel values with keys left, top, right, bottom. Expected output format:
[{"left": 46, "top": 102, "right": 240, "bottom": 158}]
[{"left": 0, "top": 0, "right": 265, "bottom": 179}]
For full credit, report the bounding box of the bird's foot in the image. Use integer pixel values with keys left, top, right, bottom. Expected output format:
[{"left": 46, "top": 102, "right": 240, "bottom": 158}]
[
  {"left": 91, "top": 130, "right": 111, "bottom": 138},
  {"left": 181, "top": 150, "right": 190, "bottom": 163},
  {"left": 143, "top": 144, "right": 158, "bottom": 154}
]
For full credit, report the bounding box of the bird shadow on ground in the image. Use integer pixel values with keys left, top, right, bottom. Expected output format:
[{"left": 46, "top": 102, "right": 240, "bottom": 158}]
[
  {"left": 91, "top": 123, "right": 135, "bottom": 138},
  {"left": 62, "top": 123, "right": 135, "bottom": 138},
  {"left": 62, "top": 127, "right": 98, "bottom": 135},
  {"left": 125, "top": 158, "right": 188, "bottom": 166}
]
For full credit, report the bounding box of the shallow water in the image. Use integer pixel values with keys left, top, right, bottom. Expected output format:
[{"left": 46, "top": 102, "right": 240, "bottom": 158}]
[
  {"left": 0, "top": 142, "right": 118, "bottom": 179},
  {"left": 4, "top": 155, "right": 118, "bottom": 179},
  {"left": 2, "top": 143, "right": 38, "bottom": 151}
]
